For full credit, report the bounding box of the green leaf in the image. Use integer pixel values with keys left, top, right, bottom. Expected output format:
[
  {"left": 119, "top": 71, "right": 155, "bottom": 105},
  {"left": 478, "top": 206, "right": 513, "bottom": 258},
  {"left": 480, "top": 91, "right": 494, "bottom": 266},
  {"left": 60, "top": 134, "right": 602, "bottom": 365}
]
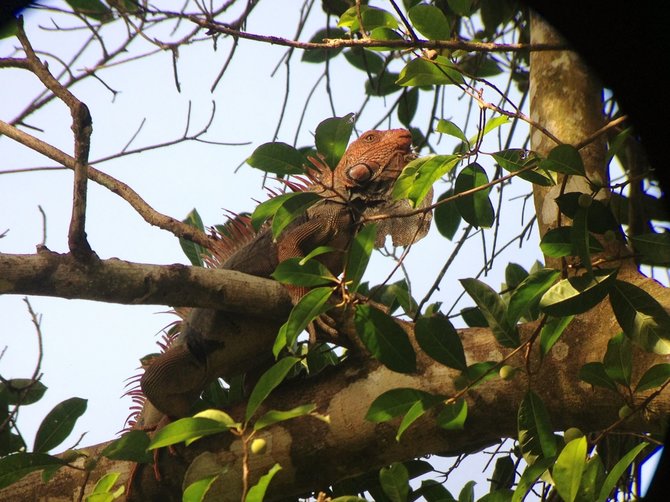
[
  {"left": 461, "top": 306, "right": 488, "bottom": 327},
  {"left": 254, "top": 404, "right": 317, "bottom": 431},
  {"left": 492, "top": 149, "right": 554, "bottom": 186},
  {"left": 365, "top": 388, "right": 442, "bottom": 423},
  {"left": 448, "top": 0, "right": 475, "bottom": 17},
  {"left": 396, "top": 57, "right": 464, "bottom": 87},
  {"left": 539, "top": 269, "right": 617, "bottom": 317},
  {"left": 147, "top": 417, "right": 232, "bottom": 450},
  {"left": 458, "top": 480, "right": 476, "bottom": 502},
  {"left": 392, "top": 154, "right": 459, "bottom": 207},
  {"left": 416, "top": 479, "right": 457, "bottom": 501},
  {"left": 100, "top": 430, "right": 152, "bottom": 463},
  {"left": 505, "top": 263, "right": 529, "bottom": 290},
  {"left": 395, "top": 400, "right": 430, "bottom": 441},
  {"left": 315, "top": 114, "right": 356, "bottom": 168},
  {"left": 415, "top": 315, "right": 467, "bottom": 370},
  {"left": 553, "top": 436, "right": 587, "bottom": 502},
  {"left": 540, "top": 315, "right": 574, "bottom": 356},
  {"left": 577, "top": 454, "right": 605, "bottom": 502},
  {"left": 33, "top": 397, "right": 87, "bottom": 453},
  {"left": 518, "top": 390, "right": 557, "bottom": 463},
  {"left": 635, "top": 363, "right": 670, "bottom": 392},
  {"left": 540, "top": 226, "right": 603, "bottom": 258},
  {"left": 183, "top": 475, "right": 218, "bottom": 502},
  {"left": 596, "top": 442, "right": 648, "bottom": 502},
  {"left": 464, "top": 361, "right": 498, "bottom": 387},
  {"left": 338, "top": 6, "right": 399, "bottom": 32},
  {"left": 251, "top": 193, "right": 294, "bottom": 230},
  {"left": 437, "top": 119, "right": 469, "bottom": 147},
  {"left": 273, "top": 287, "right": 333, "bottom": 356},
  {"left": 539, "top": 144, "right": 585, "bottom": 176},
  {"left": 603, "top": 332, "right": 632, "bottom": 387},
  {"left": 578, "top": 362, "right": 618, "bottom": 392},
  {"left": 454, "top": 163, "right": 495, "bottom": 228},
  {"left": 511, "top": 458, "right": 552, "bottom": 502},
  {"left": 365, "top": 71, "right": 402, "bottom": 96},
  {"left": 435, "top": 189, "right": 462, "bottom": 240},
  {"left": 478, "top": 116, "right": 509, "bottom": 139},
  {"left": 247, "top": 142, "right": 306, "bottom": 175},
  {"left": 630, "top": 232, "right": 670, "bottom": 266},
  {"left": 408, "top": 4, "right": 452, "bottom": 40},
  {"left": 571, "top": 205, "right": 593, "bottom": 276},
  {"left": 272, "top": 257, "right": 337, "bottom": 286},
  {"left": 0, "top": 452, "right": 64, "bottom": 490},
  {"left": 345, "top": 223, "right": 377, "bottom": 292},
  {"left": 66, "top": 0, "right": 112, "bottom": 21},
  {"left": 490, "top": 456, "right": 515, "bottom": 491},
  {"left": 343, "top": 48, "right": 385, "bottom": 74},
  {"left": 302, "top": 27, "right": 346, "bottom": 63},
  {"left": 507, "top": 268, "right": 560, "bottom": 325},
  {"left": 398, "top": 88, "right": 419, "bottom": 127},
  {"left": 245, "top": 463, "right": 282, "bottom": 502},
  {"left": 180, "top": 208, "right": 206, "bottom": 267},
  {"left": 90, "top": 472, "right": 121, "bottom": 494},
  {"left": 608, "top": 279, "right": 670, "bottom": 354},
  {"left": 555, "top": 193, "right": 620, "bottom": 234},
  {"left": 355, "top": 305, "right": 417, "bottom": 373},
  {"left": 1, "top": 378, "right": 47, "bottom": 405},
  {"left": 245, "top": 357, "right": 300, "bottom": 423},
  {"left": 379, "top": 462, "right": 410, "bottom": 502},
  {"left": 460, "top": 278, "right": 519, "bottom": 348},
  {"left": 271, "top": 192, "right": 323, "bottom": 239},
  {"left": 436, "top": 399, "right": 467, "bottom": 430}
]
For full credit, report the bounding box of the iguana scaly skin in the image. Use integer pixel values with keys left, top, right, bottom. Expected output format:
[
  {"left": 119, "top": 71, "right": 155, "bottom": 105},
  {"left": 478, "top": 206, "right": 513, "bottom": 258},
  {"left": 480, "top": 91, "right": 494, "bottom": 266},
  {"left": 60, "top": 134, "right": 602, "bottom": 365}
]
[{"left": 140, "top": 129, "right": 431, "bottom": 419}]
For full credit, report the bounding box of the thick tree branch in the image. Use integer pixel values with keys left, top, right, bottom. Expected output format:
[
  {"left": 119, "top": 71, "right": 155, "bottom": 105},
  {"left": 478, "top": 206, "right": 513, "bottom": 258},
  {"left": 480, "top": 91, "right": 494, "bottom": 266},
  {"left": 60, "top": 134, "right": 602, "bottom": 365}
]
[
  {"left": 3, "top": 271, "right": 668, "bottom": 500},
  {"left": 0, "top": 250, "right": 292, "bottom": 318}
]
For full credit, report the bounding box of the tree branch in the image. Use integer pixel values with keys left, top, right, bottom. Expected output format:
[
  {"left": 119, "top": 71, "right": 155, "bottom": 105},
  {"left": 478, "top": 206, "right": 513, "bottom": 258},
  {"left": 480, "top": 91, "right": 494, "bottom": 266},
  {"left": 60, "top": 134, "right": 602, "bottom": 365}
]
[
  {"left": 0, "top": 250, "right": 292, "bottom": 318},
  {"left": 0, "top": 119, "right": 217, "bottom": 250}
]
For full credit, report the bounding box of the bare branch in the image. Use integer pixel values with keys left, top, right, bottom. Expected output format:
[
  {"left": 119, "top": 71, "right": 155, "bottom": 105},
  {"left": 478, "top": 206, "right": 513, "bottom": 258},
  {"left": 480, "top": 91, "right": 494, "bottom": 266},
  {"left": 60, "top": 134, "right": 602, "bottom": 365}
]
[{"left": 0, "top": 119, "right": 217, "bottom": 250}]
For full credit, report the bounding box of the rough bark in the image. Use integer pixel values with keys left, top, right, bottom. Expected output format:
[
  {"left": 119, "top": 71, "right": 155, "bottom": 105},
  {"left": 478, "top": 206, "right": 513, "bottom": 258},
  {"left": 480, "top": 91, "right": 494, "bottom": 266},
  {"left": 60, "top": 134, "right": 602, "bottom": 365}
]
[{"left": 0, "top": 250, "right": 292, "bottom": 318}]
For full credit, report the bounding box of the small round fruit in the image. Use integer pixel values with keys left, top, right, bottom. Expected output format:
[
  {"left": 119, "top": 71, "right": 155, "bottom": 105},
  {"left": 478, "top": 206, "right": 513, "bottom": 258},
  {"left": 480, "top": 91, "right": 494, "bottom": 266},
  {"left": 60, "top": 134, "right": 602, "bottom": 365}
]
[
  {"left": 84, "top": 457, "right": 98, "bottom": 471},
  {"left": 563, "top": 427, "right": 584, "bottom": 443},
  {"left": 250, "top": 438, "right": 267, "bottom": 455},
  {"left": 578, "top": 193, "right": 592, "bottom": 208},
  {"left": 499, "top": 365, "right": 517, "bottom": 380},
  {"left": 618, "top": 404, "right": 633, "bottom": 419}
]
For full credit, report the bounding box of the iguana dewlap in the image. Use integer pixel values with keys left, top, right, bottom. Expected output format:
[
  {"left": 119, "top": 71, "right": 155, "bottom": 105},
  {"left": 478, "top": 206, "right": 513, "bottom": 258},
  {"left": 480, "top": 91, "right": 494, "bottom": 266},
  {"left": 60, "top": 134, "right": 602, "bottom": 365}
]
[{"left": 140, "top": 128, "right": 432, "bottom": 419}]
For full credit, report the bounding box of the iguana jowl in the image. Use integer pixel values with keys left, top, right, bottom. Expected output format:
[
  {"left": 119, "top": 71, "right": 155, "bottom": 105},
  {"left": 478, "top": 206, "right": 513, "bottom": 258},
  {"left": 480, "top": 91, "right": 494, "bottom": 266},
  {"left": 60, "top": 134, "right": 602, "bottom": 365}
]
[{"left": 140, "top": 128, "right": 432, "bottom": 419}]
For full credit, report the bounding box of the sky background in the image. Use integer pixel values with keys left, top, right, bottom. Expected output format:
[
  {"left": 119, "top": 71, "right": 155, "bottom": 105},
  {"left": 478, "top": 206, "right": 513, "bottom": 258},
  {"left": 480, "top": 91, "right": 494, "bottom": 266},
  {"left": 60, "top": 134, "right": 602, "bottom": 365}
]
[{"left": 0, "top": 0, "right": 660, "bottom": 496}]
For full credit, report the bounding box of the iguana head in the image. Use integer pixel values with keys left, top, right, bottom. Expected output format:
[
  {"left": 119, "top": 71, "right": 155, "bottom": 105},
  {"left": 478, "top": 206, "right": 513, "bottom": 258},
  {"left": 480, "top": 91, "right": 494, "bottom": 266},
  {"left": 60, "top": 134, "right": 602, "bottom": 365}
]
[{"left": 335, "top": 128, "right": 415, "bottom": 197}]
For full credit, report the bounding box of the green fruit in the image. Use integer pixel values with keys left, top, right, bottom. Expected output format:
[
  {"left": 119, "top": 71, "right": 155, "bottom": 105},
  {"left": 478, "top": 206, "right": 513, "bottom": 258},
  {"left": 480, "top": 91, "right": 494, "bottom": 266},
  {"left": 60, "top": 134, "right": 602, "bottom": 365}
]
[
  {"left": 577, "top": 193, "right": 592, "bottom": 208},
  {"left": 618, "top": 404, "right": 633, "bottom": 419},
  {"left": 250, "top": 438, "right": 267, "bottom": 455},
  {"left": 499, "top": 365, "right": 517, "bottom": 380},
  {"left": 563, "top": 427, "right": 584, "bottom": 443},
  {"left": 84, "top": 457, "right": 98, "bottom": 471}
]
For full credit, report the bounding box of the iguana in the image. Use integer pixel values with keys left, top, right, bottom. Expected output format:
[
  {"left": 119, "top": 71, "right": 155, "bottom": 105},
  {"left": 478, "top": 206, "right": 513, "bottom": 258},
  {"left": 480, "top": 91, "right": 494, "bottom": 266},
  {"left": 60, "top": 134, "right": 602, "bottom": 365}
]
[{"left": 139, "top": 128, "right": 432, "bottom": 420}]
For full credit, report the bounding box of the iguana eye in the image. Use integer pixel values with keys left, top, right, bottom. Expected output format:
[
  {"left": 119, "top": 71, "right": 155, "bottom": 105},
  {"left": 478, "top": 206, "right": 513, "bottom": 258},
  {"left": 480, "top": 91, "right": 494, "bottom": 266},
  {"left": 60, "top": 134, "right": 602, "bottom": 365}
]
[{"left": 363, "top": 133, "right": 377, "bottom": 143}]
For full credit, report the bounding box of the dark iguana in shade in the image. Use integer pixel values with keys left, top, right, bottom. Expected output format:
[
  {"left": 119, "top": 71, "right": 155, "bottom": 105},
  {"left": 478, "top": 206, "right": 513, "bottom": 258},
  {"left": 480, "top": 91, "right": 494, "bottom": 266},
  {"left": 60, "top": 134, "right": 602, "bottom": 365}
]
[{"left": 140, "top": 129, "right": 432, "bottom": 419}]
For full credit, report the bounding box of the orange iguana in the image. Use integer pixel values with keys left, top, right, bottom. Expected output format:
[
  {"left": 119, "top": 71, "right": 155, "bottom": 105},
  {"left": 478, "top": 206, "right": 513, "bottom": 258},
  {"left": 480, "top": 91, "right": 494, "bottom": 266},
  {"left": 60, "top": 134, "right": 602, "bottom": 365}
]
[{"left": 139, "top": 128, "right": 432, "bottom": 420}]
